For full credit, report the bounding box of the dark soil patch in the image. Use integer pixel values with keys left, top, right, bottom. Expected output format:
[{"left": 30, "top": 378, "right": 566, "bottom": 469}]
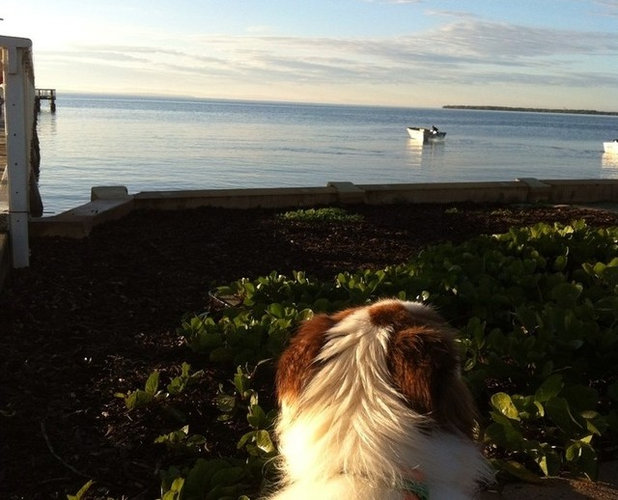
[{"left": 1, "top": 202, "right": 616, "bottom": 499}]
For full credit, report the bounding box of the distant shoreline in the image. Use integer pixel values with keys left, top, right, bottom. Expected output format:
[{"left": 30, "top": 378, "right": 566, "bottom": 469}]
[{"left": 443, "top": 105, "right": 618, "bottom": 116}]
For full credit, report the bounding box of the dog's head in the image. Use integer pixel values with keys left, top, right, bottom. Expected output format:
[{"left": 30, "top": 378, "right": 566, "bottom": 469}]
[{"left": 276, "top": 299, "right": 477, "bottom": 438}]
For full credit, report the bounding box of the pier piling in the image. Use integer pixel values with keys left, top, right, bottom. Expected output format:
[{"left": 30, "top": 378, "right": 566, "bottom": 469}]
[{"left": 35, "top": 88, "right": 56, "bottom": 112}]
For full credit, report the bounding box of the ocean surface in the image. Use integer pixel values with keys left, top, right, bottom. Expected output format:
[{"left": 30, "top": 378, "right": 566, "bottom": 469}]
[{"left": 35, "top": 94, "right": 618, "bottom": 214}]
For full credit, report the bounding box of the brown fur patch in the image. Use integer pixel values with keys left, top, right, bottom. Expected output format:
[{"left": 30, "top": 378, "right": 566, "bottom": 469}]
[
  {"left": 369, "top": 301, "right": 445, "bottom": 330},
  {"left": 387, "top": 325, "right": 477, "bottom": 438},
  {"left": 276, "top": 307, "right": 360, "bottom": 403},
  {"left": 368, "top": 302, "right": 415, "bottom": 330},
  {"left": 276, "top": 314, "right": 333, "bottom": 404}
]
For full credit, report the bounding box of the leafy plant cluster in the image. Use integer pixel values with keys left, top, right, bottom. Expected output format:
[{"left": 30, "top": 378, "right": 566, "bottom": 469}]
[
  {"left": 277, "top": 207, "right": 364, "bottom": 223},
  {"left": 119, "top": 220, "right": 617, "bottom": 499},
  {"left": 115, "top": 362, "right": 274, "bottom": 499},
  {"left": 115, "top": 362, "right": 205, "bottom": 410}
]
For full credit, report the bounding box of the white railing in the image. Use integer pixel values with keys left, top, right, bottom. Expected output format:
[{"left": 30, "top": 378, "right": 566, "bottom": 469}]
[{"left": 1, "top": 35, "right": 35, "bottom": 268}]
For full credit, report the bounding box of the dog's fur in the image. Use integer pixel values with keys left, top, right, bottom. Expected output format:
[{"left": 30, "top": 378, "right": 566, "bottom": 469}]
[{"left": 267, "top": 299, "right": 492, "bottom": 500}]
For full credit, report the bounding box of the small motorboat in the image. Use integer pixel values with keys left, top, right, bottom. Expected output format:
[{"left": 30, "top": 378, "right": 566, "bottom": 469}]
[
  {"left": 407, "top": 126, "right": 446, "bottom": 143},
  {"left": 603, "top": 139, "right": 618, "bottom": 153}
]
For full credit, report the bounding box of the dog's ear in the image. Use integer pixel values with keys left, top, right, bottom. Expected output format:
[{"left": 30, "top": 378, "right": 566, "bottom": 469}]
[
  {"left": 436, "top": 366, "right": 478, "bottom": 439},
  {"left": 276, "top": 307, "right": 361, "bottom": 404},
  {"left": 276, "top": 314, "right": 334, "bottom": 404},
  {"left": 388, "top": 327, "right": 477, "bottom": 438}
]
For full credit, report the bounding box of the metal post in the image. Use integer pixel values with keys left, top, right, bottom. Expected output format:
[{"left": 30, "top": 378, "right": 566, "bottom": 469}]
[{"left": 1, "top": 36, "right": 33, "bottom": 268}]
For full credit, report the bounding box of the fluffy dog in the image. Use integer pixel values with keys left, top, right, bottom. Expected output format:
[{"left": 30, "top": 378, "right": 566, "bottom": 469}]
[{"left": 267, "top": 299, "right": 491, "bottom": 500}]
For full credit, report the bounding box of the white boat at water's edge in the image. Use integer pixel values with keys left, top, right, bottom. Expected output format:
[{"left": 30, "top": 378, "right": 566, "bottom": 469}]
[
  {"left": 407, "top": 126, "right": 446, "bottom": 143},
  {"left": 603, "top": 140, "right": 618, "bottom": 153}
]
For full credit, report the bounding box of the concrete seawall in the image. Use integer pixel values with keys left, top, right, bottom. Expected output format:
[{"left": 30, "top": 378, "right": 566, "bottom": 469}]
[{"left": 27, "top": 178, "right": 618, "bottom": 239}]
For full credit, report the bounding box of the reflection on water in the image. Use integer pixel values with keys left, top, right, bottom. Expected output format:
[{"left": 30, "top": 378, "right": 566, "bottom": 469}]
[
  {"left": 406, "top": 139, "right": 424, "bottom": 165},
  {"left": 601, "top": 152, "right": 618, "bottom": 177},
  {"left": 405, "top": 139, "right": 445, "bottom": 169}
]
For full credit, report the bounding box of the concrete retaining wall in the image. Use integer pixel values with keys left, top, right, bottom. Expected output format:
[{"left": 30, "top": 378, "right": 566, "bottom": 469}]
[
  {"left": 26, "top": 178, "right": 618, "bottom": 239},
  {"left": 133, "top": 185, "right": 340, "bottom": 210}
]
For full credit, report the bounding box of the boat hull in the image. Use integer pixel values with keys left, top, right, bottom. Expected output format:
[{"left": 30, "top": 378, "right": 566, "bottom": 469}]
[
  {"left": 603, "top": 141, "right": 618, "bottom": 153},
  {"left": 406, "top": 127, "right": 446, "bottom": 143}
]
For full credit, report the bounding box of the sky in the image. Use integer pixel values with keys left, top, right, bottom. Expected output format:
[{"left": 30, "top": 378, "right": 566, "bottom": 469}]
[{"left": 1, "top": 0, "right": 618, "bottom": 110}]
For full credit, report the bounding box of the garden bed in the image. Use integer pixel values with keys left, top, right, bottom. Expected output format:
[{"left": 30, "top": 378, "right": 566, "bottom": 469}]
[{"left": 0, "top": 202, "right": 617, "bottom": 499}]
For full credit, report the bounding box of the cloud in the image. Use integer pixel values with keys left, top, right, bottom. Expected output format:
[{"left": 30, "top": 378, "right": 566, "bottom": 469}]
[
  {"left": 588, "top": 0, "right": 618, "bottom": 16},
  {"left": 36, "top": 16, "right": 618, "bottom": 105},
  {"left": 56, "top": 50, "right": 151, "bottom": 64},
  {"left": 368, "top": 0, "right": 424, "bottom": 3},
  {"left": 212, "top": 19, "right": 618, "bottom": 86}
]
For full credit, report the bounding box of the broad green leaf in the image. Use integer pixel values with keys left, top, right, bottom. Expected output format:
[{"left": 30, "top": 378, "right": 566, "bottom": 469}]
[
  {"left": 601, "top": 266, "right": 618, "bottom": 286},
  {"left": 161, "top": 477, "right": 184, "bottom": 500},
  {"left": 237, "top": 431, "right": 255, "bottom": 449},
  {"left": 145, "top": 371, "right": 160, "bottom": 395},
  {"left": 125, "top": 390, "right": 154, "bottom": 410},
  {"left": 497, "top": 459, "right": 544, "bottom": 483},
  {"left": 215, "top": 394, "right": 237, "bottom": 413},
  {"left": 484, "top": 416, "right": 523, "bottom": 448},
  {"left": 233, "top": 370, "right": 249, "bottom": 394},
  {"left": 581, "top": 412, "right": 609, "bottom": 436},
  {"left": 491, "top": 393, "right": 520, "bottom": 420},
  {"left": 535, "top": 449, "right": 561, "bottom": 477},
  {"left": 552, "top": 254, "right": 567, "bottom": 272},
  {"left": 255, "top": 429, "right": 276, "bottom": 453},
  {"left": 565, "top": 441, "right": 599, "bottom": 479},
  {"left": 545, "top": 397, "right": 583, "bottom": 435},
  {"left": 535, "top": 374, "right": 564, "bottom": 403},
  {"left": 67, "top": 480, "right": 95, "bottom": 500},
  {"left": 247, "top": 404, "right": 268, "bottom": 429},
  {"left": 268, "top": 302, "right": 285, "bottom": 318}
]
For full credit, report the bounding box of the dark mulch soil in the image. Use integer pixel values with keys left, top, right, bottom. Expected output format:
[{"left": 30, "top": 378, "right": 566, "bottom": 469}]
[{"left": 1, "top": 203, "right": 617, "bottom": 499}]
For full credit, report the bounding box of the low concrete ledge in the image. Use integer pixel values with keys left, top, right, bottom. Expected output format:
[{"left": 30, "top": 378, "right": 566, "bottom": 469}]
[
  {"left": 516, "top": 178, "right": 552, "bottom": 203},
  {"left": 24, "top": 178, "right": 618, "bottom": 239},
  {"left": 133, "top": 186, "right": 339, "bottom": 210},
  {"left": 91, "top": 185, "right": 130, "bottom": 201},
  {"left": 360, "top": 181, "right": 529, "bottom": 205},
  {"left": 30, "top": 197, "right": 135, "bottom": 238},
  {"left": 539, "top": 179, "right": 618, "bottom": 203},
  {"left": 327, "top": 182, "right": 366, "bottom": 204}
]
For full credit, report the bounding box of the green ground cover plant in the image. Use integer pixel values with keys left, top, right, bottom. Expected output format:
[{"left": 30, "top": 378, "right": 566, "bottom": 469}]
[
  {"left": 120, "top": 220, "right": 617, "bottom": 499},
  {"left": 277, "top": 207, "right": 364, "bottom": 223}
]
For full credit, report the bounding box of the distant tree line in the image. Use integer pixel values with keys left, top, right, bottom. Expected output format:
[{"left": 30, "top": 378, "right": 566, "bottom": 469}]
[{"left": 443, "top": 105, "right": 618, "bottom": 116}]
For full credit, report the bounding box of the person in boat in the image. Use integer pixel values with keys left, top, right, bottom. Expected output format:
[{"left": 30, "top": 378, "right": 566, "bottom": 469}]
[{"left": 430, "top": 125, "right": 439, "bottom": 135}]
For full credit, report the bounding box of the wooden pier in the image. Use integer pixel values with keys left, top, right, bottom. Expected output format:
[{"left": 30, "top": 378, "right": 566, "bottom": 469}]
[{"left": 35, "top": 88, "right": 56, "bottom": 112}]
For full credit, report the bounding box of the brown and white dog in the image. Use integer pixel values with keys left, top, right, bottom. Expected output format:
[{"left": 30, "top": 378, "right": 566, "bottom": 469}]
[{"left": 267, "top": 299, "right": 492, "bottom": 500}]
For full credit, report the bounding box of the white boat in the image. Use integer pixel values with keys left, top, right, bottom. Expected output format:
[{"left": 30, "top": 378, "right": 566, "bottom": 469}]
[
  {"left": 406, "top": 126, "right": 446, "bottom": 143},
  {"left": 603, "top": 139, "right": 618, "bottom": 153}
]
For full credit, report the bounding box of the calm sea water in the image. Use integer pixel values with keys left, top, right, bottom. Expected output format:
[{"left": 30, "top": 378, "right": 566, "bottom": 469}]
[{"left": 35, "top": 94, "right": 618, "bottom": 214}]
